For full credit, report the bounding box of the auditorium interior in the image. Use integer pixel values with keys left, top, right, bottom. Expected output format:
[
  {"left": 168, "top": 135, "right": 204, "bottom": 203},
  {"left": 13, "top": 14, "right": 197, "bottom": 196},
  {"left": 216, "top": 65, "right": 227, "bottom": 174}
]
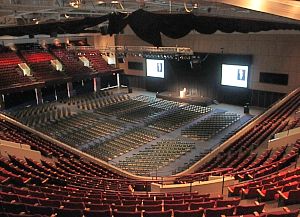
[{"left": 0, "top": 0, "right": 300, "bottom": 217}]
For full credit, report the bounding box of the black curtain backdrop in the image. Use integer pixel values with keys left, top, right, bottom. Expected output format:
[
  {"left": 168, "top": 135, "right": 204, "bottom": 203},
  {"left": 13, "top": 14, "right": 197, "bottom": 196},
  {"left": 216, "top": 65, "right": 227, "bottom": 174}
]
[{"left": 108, "top": 9, "right": 300, "bottom": 47}]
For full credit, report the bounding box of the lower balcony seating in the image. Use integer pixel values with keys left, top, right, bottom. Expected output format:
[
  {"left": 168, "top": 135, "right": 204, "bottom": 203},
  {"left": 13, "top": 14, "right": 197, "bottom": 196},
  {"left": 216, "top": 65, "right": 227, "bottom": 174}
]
[
  {"left": 0, "top": 51, "right": 34, "bottom": 90},
  {"left": 76, "top": 49, "right": 117, "bottom": 74},
  {"left": 51, "top": 47, "right": 94, "bottom": 77},
  {"left": 19, "top": 44, "right": 67, "bottom": 82}
]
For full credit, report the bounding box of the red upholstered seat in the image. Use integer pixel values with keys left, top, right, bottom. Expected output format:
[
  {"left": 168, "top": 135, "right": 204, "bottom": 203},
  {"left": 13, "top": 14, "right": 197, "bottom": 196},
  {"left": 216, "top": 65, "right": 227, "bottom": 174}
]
[
  {"left": 136, "top": 204, "right": 162, "bottom": 211},
  {"left": 260, "top": 209, "right": 299, "bottom": 217},
  {"left": 164, "top": 203, "right": 189, "bottom": 211},
  {"left": 277, "top": 189, "right": 300, "bottom": 206},
  {"left": 215, "top": 198, "right": 240, "bottom": 207},
  {"left": 235, "top": 202, "right": 265, "bottom": 215},
  {"left": 205, "top": 206, "right": 235, "bottom": 217},
  {"left": 173, "top": 209, "right": 204, "bottom": 217},
  {"left": 189, "top": 201, "right": 215, "bottom": 210},
  {"left": 143, "top": 210, "right": 172, "bottom": 217},
  {"left": 83, "top": 209, "right": 111, "bottom": 217},
  {"left": 113, "top": 210, "right": 141, "bottom": 217}
]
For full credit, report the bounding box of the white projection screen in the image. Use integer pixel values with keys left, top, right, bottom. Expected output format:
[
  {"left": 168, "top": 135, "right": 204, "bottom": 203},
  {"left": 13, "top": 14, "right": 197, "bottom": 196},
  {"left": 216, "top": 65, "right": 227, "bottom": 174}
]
[
  {"left": 221, "top": 64, "right": 249, "bottom": 88},
  {"left": 146, "top": 59, "right": 165, "bottom": 78}
]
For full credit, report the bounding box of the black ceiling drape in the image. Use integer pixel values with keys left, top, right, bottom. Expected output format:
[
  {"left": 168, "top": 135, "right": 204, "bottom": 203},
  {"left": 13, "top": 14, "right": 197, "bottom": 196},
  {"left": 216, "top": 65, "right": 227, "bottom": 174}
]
[
  {"left": 108, "top": 9, "right": 300, "bottom": 47},
  {"left": 1, "top": 9, "right": 300, "bottom": 47},
  {"left": 0, "top": 15, "right": 109, "bottom": 37}
]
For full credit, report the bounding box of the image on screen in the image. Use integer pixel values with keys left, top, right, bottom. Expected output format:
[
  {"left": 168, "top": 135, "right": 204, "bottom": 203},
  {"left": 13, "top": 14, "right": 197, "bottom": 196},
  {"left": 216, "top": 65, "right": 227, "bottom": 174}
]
[
  {"left": 221, "top": 64, "right": 249, "bottom": 88},
  {"left": 146, "top": 59, "right": 165, "bottom": 78}
]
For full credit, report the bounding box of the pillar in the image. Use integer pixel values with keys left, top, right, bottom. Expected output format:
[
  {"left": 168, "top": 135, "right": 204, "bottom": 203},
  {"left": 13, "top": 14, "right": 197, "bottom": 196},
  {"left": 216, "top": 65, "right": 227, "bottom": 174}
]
[
  {"left": 117, "top": 73, "right": 120, "bottom": 87},
  {"left": 67, "top": 82, "right": 74, "bottom": 98},
  {"left": 93, "top": 77, "right": 101, "bottom": 92},
  {"left": 35, "top": 88, "right": 43, "bottom": 105},
  {"left": 0, "top": 94, "right": 5, "bottom": 110}
]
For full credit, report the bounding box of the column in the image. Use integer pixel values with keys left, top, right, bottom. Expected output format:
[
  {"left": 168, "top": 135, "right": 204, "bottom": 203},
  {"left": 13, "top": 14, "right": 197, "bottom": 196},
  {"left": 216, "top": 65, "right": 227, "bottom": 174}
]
[
  {"left": 0, "top": 94, "right": 5, "bottom": 110},
  {"left": 67, "top": 82, "right": 74, "bottom": 98},
  {"left": 116, "top": 73, "right": 120, "bottom": 87},
  {"left": 93, "top": 77, "right": 101, "bottom": 92},
  {"left": 35, "top": 88, "right": 43, "bottom": 105}
]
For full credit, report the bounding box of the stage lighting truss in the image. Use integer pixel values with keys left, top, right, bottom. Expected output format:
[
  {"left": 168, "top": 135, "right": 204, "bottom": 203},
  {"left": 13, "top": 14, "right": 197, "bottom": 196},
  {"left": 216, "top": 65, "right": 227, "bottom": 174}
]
[
  {"left": 70, "top": 45, "right": 196, "bottom": 60},
  {"left": 110, "top": 45, "right": 194, "bottom": 59}
]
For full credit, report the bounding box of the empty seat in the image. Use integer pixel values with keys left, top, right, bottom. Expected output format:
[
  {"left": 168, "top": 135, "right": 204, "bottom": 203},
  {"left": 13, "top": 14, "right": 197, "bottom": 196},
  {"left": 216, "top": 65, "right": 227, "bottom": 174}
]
[
  {"left": 205, "top": 206, "right": 235, "bottom": 217},
  {"left": 55, "top": 208, "right": 83, "bottom": 217},
  {"left": 113, "top": 210, "right": 141, "bottom": 217},
  {"left": 164, "top": 203, "right": 189, "bottom": 211},
  {"left": 173, "top": 209, "right": 204, "bottom": 217},
  {"left": 190, "top": 201, "right": 215, "bottom": 210},
  {"left": 143, "top": 210, "right": 172, "bottom": 217},
  {"left": 83, "top": 209, "right": 111, "bottom": 217},
  {"left": 235, "top": 202, "right": 265, "bottom": 215},
  {"left": 276, "top": 189, "right": 300, "bottom": 206}
]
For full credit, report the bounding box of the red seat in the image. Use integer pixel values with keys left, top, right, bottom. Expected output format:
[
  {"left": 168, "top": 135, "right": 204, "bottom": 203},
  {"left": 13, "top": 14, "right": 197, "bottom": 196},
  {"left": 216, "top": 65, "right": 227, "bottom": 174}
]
[
  {"left": 215, "top": 198, "right": 240, "bottom": 207},
  {"left": 189, "top": 201, "right": 215, "bottom": 210},
  {"left": 258, "top": 187, "right": 282, "bottom": 202},
  {"left": 112, "top": 205, "right": 136, "bottom": 212},
  {"left": 143, "top": 210, "right": 172, "bottom": 217},
  {"left": 173, "top": 209, "right": 204, "bottom": 217},
  {"left": 136, "top": 204, "right": 162, "bottom": 211},
  {"left": 113, "top": 210, "right": 141, "bottom": 217},
  {"left": 83, "top": 209, "right": 111, "bottom": 217},
  {"left": 164, "top": 203, "right": 189, "bottom": 211},
  {"left": 260, "top": 209, "right": 299, "bottom": 217},
  {"left": 55, "top": 208, "right": 83, "bottom": 217},
  {"left": 276, "top": 189, "right": 300, "bottom": 206},
  {"left": 235, "top": 202, "right": 265, "bottom": 215},
  {"left": 205, "top": 206, "right": 235, "bottom": 217}
]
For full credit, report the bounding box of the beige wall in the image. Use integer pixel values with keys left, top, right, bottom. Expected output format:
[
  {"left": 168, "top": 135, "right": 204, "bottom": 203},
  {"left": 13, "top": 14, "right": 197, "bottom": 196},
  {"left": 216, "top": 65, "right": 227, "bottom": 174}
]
[
  {"left": 118, "top": 56, "right": 145, "bottom": 76},
  {"left": 113, "top": 30, "right": 300, "bottom": 94}
]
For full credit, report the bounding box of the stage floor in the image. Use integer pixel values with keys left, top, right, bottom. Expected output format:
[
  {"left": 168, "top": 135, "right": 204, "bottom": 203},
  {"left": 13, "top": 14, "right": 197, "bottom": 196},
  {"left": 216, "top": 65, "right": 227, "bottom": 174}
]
[{"left": 156, "top": 91, "right": 214, "bottom": 106}]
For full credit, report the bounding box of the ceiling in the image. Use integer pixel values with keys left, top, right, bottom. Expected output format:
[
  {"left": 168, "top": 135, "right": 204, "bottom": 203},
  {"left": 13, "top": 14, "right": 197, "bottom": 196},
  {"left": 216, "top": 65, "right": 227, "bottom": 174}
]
[{"left": 0, "top": 0, "right": 299, "bottom": 27}]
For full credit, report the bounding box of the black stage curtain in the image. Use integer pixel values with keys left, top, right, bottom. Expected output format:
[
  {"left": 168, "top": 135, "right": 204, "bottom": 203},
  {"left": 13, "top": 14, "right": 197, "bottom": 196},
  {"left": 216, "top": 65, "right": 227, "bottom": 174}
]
[
  {"left": 108, "top": 9, "right": 300, "bottom": 47},
  {"left": 0, "top": 15, "right": 109, "bottom": 37}
]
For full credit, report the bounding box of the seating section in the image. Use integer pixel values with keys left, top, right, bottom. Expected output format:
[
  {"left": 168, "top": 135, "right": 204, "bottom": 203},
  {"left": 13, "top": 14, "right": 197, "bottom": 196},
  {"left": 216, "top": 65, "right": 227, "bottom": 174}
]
[
  {"left": 148, "top": 105, "right": 212, "bottom": 132},
  {"left": 182, "top": 112, "right": 240, "bottom": 140},
  {"left": 117, "top": 140, "right": 196, "bottom": 176},
  {"left": 83, "top": 128, "right": 159, "bottom": 161},
  {"left": 38, "top": 113, "right": 126, "bottom": 149},
  {"left": 0, "top": 88, "right": 300, "bottom": 216},
  {"left": 19, "top": 44, "right": 66, "bottom": 82},
  {"left": 77, "top": 49, "right": 118, "bottom": 74},
  {"left": 192, "top": 91, "right": 300, "bottom": 175},
  {"left": 51, "top": 47, "right": 94, "bottom": 77},
  {"left": 117, "top": 99, "right": 180, "bottom": 124},
  {"left": 95, "top": 95, "right": 154, "bottom": 116},
  {"left": 228, "top": 166, "right": 300, "bottom": 203},
  {"left": 0, "top": 51, "right": 34, "bottom": 90}
]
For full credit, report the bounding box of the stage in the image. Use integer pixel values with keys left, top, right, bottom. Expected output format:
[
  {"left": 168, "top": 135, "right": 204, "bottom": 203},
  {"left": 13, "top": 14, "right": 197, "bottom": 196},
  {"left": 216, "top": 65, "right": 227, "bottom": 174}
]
[{"left": 156, "top": 91, "right": 215, "bottom": 107}]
